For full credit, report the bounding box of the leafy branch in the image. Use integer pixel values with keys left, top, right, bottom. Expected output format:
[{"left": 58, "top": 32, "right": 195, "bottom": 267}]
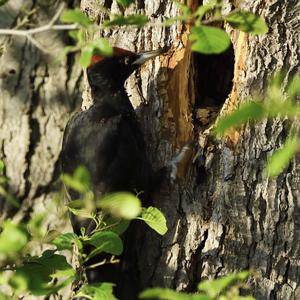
[
  {"left": 0, "top": 165, "right": 169, "bottom": 299},
  {"left": 0, "top": 4, "right": 78, "bottom": 53},
  {"left": 0, "top": 0, "right": 268, "bottom": 66},
  {"left": 62, "top": 0, "right": 268, "bottom": 65},
  {"left": 214, "top": 73, "right": 300, "bottom": 177}
]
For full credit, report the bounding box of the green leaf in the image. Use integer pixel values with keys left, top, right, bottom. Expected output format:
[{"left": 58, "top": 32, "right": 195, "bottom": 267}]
[
  {"left": 0, "top": 0, "right": 9, "bottom": 6},
  {"left": 76, "top": 283, "right": 117, "bottom": 300},
  {"left": 60, "top": 9, "right": 92, "bottom": 27},
  {"left": 116, "top": 0, "right": 134, "bottom": 8},
  {"left": 80, "top": 227, "right": 86, "bottom": 236},
  {"left": 214, "top": 102, "right": 266, "bottom": 136},
  {"left": 79, "top": 49, "right": 93, "bottom": 68},
  {"left": 27, "top": 213, "right": 47, "bottom": 238},
  {"left": 67, "top": 206, "right": 96, "bottom": 220},
  {"left": 87, "top": 231, "right": 123, "bottom": 259},
  {"left": 198, "top": 271, "right": 250, "bottom": 298},
  {"left": 193, "top": 5, "right": 214, "bottom": 20},
  {"left": 61, "top": 165, "right": 90, "bottom": 193},
  {"left": 190, "top": 26, "right": 231, "bottom": 54},
  {"left": 104, "top": 14, "right": 149, "bottom": 27},
  {"left": 163, "top": 16, "right": 186, "bottom": 26},
  {"left": 0, "top": 161, "right": 18, "bottom": 208},
  {"left": 287, "top": 74, "right": 300, "bottom": 99},
  {"left": 0, "top": 160, "right": 4, "bottom": 172},
  {"left": 90, "top": 38, "right": 113, "bottom": 57},
  {"left": 51, "top": 268, "right": 76, "bottom": 279},
  {"left": 266, "top": 72, "right": 284, "bottom": 102},
  {"left": 266, "top": 100, "right": 300, "bottom": 118},
  {"left": 11, "top": 250, "right": 75, "bottom": 296},
  {"left": 0, "top": 273, "right": 7, "bottom": 285},
  {"left": 0, "top": 292, "right": 10, "bottom": 300},
  {"left": 0, "top": 186, "right": 19, "bottom": 207},
  {"left": 229, "top": 296, "right": 255, "bottom": 300},
  {"left": 0, "top": 221, "right": 28, "bottom": 258},
  {"left": 43, "top": 229, "right": 61, "bottom": 243},
  {"left": 266, "top": 136, "right": 300, "bottom": 177},
  {"left": 80, "top": 38, "right": 113, "bottom": 68},
  {"left": 137, "top": 207, "right": 168, "bottom": 235},
  {"left": 225, "top": 10, "right": 268, "bottom": 34},
  {"left": 0, "top": 176, "right": 7, "bottom": 184},
  {"left": 63, "top": 45, "right": 80, "bottom": 57},
  {"left": 52, "top": 232, "right": 82, "bottom": 251},
  {"left": 68, "top": 30, "right": 84, "bottom": 42},
  {"left": 67, "top": 197, "right": 94, "bottom": 209},
  {"left": 140, "top": 288, "right": 211, "bottom": 300},
  {"left": 74, "top": 165, "right": 91, "bottom": 187},
  {"left": 174, "top": 1, "right": 192, "bottom": 17},
  {"left": 97, "top": 192, "right": 142, "bottom": 219},
  {"left": 263, "top": 73, "right": 300, "bottom": 117},
  {"left": 103, "top": 216, "right": 130, "bottom": 235},
  {"left": 8, "top": 273, "right": 29, "bottom": 295},
  {"left": 68, "top": 30, "right": 79, "bottom": 41}
]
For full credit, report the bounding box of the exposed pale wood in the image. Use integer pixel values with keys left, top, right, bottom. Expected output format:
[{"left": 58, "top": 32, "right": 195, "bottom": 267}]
[{"left": 1, "top": 0, "right": 299, "bottom": 299}]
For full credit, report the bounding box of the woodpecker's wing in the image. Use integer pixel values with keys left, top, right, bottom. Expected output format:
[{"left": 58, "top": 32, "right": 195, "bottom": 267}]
[
  {"left": 61, "top": 111, "right": 80, "bottom": 175},
  {"left": 61, "top": 107, "right": 151, "bottom": 197}
]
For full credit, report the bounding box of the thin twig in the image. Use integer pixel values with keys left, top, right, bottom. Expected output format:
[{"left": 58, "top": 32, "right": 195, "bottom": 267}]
[
  {"left": 49, "top": 3, "right": 65, "bottom": 27},
  {"left": 27, "top": 34, "right": 51, "bottom": 53},
  {"left": 0, "top": 29, "right": 27, "bottom": 36},
  {"left": 86, "top": 257, "right": 120, "bottom": 269},
  {"left": 201, "top": 17, "right": 223, "bottom": 25},
  {"left": 0, "top": 3, "right": 78, "bottom": 52},
  {"left": 100, "top": 220, "right": 122, "bottom": 231},
  {"left": 52, "top": 24, "right": 78, "bottom": 30}
]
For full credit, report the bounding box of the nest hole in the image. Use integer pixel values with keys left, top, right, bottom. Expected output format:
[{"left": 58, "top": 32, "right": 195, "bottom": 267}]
[{"left": 193, "top": 45, "right": 235, "bottom": 127}]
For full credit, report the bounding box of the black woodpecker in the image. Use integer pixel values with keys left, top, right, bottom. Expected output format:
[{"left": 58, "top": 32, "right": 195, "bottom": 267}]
[
  {"left": 61, "top": 47, "right": 166, "bottom": 298},
  {"left": 61, "top": 47, "right": 164, "bottom": 230},
  {"left": 61, "top": 47, "right": 191, "bottom": 299}
]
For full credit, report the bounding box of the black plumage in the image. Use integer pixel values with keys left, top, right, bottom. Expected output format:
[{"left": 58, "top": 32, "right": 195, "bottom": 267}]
[
  {"left": 61, "top": 48, "right": 163, "bottom": 219},
  {"left": 61, "top": 48, "right": 164, "bottom": 298}
]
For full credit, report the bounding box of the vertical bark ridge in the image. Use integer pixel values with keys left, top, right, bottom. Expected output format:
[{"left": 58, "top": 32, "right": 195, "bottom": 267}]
[{"left": 0, "top": 1, "right": 82, "bottom": 225}]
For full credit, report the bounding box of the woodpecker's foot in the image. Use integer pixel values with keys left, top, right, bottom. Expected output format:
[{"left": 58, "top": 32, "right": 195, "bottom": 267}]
[{"left": 166, "top": 144, "right": 191, "bottom": 184}]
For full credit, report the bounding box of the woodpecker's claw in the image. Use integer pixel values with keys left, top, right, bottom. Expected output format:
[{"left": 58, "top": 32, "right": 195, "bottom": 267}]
[{"left": 167, "top": 144, "right": 191, "bottom": 184}]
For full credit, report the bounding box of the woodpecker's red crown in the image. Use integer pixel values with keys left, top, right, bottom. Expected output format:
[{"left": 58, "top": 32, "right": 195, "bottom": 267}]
[
  {"left": 90, "top": 47, "right": 164, "bottom": 67},
  {"left": 91, "top": 47, "right": 135, "bottom": 66}
]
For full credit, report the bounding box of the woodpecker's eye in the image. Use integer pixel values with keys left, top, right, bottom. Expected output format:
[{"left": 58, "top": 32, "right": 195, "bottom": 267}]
[{"left": 124, "top": 57, "right": 130, "bottom": 65}]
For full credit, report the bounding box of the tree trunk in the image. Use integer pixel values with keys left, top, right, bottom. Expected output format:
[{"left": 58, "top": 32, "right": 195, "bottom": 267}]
[
  {"left": 1, "top": 0, "right": 299, "bottom": 299},
  {"left": 81, "top": 0, "right": 300, "bottom": 299},
  {"left": 0, "top": 0, "right": 82, "bottom": 229}
]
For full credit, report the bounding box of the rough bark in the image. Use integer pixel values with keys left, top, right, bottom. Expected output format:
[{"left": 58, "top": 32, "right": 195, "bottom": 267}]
[
  {"left": 81, "top": 0, "right": 300, "bottom": 299},
  {"left": 1, "top": 0, "right": 299, "bottom": 299},
  {"left": 0, "top": 0, "right": 82, "bottom": 227}
]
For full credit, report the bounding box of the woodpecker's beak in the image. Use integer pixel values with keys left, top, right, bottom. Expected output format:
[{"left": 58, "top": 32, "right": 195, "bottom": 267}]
[{"left": 132, "top": 48, "right": 165, "bottom": 65}]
